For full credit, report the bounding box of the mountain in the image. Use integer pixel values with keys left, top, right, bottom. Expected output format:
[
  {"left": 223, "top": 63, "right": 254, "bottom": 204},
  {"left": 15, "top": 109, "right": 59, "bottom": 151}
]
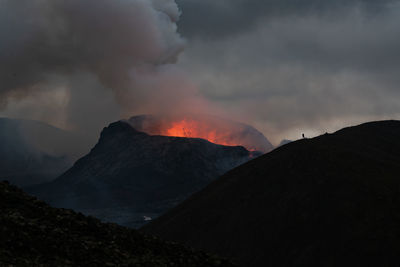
[
  {"left": 128, "top": 114, "right": 274, "bottom": 153},
  {"left": 0, "top": 118, "right": 79, "bottom": 186},
  {"left": 10, "top": 118, "right": 93, "bottom": 160},
  {"left": 142, "top": 120, "right": 400, "bottom": 267},
  {"left": 0, "top": 181, "right": 235, "bottom": 267},
  {"left": 28, "top": 121, "right": 255, "bottom": 227}
]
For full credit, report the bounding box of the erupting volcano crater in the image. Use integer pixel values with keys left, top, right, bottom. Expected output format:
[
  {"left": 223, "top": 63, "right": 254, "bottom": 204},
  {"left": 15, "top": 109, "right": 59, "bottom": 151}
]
[{"left": 127, "top": 114, "right": 273, "bottom": 153}]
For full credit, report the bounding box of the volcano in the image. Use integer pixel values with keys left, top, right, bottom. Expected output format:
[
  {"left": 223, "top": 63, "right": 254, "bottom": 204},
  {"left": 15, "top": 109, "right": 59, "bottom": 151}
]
[
  {"left": 127, "top": 114, "right": 273, "bottom": 153},
  {"left": 142, "top": 120, "right": 400, "bottom": 267},
  {"left": 27, "top": 120, "right": 257, "bottom": 227}
]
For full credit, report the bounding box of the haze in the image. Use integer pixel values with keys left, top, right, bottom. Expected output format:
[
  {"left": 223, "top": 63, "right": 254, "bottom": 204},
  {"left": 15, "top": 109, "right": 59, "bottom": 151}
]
[{"left": 1, "top": 0, "right": 399, "bottom": 145}]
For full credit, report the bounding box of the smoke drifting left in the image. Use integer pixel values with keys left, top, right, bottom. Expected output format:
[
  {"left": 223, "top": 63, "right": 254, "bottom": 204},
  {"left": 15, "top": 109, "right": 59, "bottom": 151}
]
[{"left": 0, "top": 0, "right": 209, "bottom": 134}]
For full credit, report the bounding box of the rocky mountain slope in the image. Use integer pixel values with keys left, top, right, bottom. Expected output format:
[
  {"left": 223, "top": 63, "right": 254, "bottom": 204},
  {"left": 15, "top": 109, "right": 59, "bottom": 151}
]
[
  {"left": 142, "top": 120, "right": 400, "bottom": 267},
  {"left": 28, "top": 121, "right": 255, "bottom": 227},
  {"left": 0, "top": 181, "right": 235, "bottom": 266}
]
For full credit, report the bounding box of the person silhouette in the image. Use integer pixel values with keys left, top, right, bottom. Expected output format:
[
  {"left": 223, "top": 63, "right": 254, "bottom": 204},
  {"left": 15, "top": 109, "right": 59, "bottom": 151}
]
[{"left": 302, "top": 133, "right": 305, "bottom": 139}]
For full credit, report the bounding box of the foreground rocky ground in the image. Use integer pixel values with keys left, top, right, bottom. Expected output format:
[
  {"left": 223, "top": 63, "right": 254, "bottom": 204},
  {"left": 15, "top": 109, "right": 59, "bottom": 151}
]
[{"left": 0, "top": 181, "right": 235, "bottom": 267}]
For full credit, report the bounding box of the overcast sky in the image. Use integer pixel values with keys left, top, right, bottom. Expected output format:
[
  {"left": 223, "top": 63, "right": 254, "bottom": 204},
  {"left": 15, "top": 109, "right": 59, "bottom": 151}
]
[
  {"left": 175, "top": 0, "right": 400, "bottom": 143},
  {"left": 1, "top": 0, "right": 400, "bottom": 144}
]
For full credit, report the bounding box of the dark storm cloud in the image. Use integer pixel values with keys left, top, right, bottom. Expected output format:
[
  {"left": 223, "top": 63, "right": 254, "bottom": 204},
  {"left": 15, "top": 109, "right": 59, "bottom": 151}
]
[
  {"left": 177, "top": 0, "right": 400, "bottom": 143},
  {"left": 2, "top": 0, "right": 400, "bottom": 145},
  {"left": 176, "top": 0, "right": 396, "bottom": 39}
]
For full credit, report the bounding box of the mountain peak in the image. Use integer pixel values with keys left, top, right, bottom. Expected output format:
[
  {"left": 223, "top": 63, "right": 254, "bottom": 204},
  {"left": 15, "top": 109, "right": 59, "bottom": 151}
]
[
  {"left": 100, "top": 121, "right": 144, "bottom": 137},
  {"left": 28, "top": 119, "right": 254, "bottom": 228}
]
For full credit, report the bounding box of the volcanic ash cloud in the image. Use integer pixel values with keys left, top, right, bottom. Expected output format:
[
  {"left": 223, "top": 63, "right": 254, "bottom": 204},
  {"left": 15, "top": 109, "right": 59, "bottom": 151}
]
[{"left": 0, "top": 0, "right": 191, "bottom": 131}]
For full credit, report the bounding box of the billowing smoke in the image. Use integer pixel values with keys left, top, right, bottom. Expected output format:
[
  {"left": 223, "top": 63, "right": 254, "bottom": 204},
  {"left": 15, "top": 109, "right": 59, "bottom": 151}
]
[{"left": 0, "top": 0, "right": 198, "bottom": 135}]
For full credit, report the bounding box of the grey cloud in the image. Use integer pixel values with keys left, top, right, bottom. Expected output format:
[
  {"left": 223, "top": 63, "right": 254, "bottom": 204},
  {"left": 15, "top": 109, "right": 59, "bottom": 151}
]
[
  {"left": 177, "top": 2, "right": 400, "bottom": 143},
  {"left": 2, "top": 0, "right": 400, "bottom": 146},
  {"left": 0, "top": 0, "right": 186, "bottom": 134},
  {"left": 176, "top": 0, "right": 396, "bottom": 39},
  {"left": 0, "top": 0, "right": 183, "bottom": 103}
]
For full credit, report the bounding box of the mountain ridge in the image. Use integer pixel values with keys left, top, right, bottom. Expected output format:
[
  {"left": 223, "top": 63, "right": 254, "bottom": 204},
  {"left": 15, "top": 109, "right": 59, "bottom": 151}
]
[
  {"left": 142, "top": 120, "right": 400, "bottom": 267},
  {"left": 0, "top": 118, "right": 74, "bottom": 186},
  {"left": 28, "top": 121, "right": 255, "bottom": 227},
  {"left": 127, "top": 114, "right": 274, "bottom": 153}
]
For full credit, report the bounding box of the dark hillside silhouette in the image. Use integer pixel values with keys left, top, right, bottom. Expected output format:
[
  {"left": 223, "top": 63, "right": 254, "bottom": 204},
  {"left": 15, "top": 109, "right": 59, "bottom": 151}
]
[
  {"left": 143, "top": 120, "right": 400, "bottom": 267},
  {"left": 0, "top": 181, "right": 235, "bottom": 266}
]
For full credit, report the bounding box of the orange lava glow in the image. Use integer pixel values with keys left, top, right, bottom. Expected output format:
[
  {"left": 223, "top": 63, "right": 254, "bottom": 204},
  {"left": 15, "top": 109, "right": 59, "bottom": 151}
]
[
  {"left": 158, "top": 119, "right": 245, "bottom": 148},
  {"left": 128, "top": 114, "right": 272, "bottom": 152}
]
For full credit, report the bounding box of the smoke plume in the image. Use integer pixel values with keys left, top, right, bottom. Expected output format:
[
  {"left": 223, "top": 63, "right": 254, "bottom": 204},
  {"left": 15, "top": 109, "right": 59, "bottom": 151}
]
[{"left": 0, "top": 0, "right": 192, "bottom": 134}]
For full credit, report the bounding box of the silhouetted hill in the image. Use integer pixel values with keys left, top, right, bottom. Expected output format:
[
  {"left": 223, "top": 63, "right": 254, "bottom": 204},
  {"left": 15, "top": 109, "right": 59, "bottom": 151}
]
[
  {"left": 10, "top": 118, "right": 93, "bottom": 160},
  {"left": 0, "top": 118, "right": 75, "bottom": 186},
  {"left": 142, "top": 120, "right": 400, "bottom": 267},
  {"left": 0, "top": 181, "right": 235, "bottom": 266},
  {"left": 28, "top": 121, "right": 254, "bottom": 227}
]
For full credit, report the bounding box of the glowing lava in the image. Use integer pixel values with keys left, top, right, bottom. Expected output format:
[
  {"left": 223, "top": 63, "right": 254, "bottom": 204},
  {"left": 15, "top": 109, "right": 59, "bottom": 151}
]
[
  {"left": 161, "top": 119, "right": 234, "bottom": 147},
  {"left": 127, "top": 115, "right": 274, "bottom": 153}
]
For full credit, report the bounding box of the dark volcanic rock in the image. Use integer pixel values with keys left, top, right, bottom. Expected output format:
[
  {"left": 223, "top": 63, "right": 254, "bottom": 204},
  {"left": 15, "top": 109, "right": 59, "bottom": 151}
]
[
  {"left": 28, "top": 121, "right": 253, "bottom": 227},
  {"left": 0, "top": 181, "right": 235, "bottom": 266},
  {"left": 142, "top": 120, "right": 400, "bottom": 267}
]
